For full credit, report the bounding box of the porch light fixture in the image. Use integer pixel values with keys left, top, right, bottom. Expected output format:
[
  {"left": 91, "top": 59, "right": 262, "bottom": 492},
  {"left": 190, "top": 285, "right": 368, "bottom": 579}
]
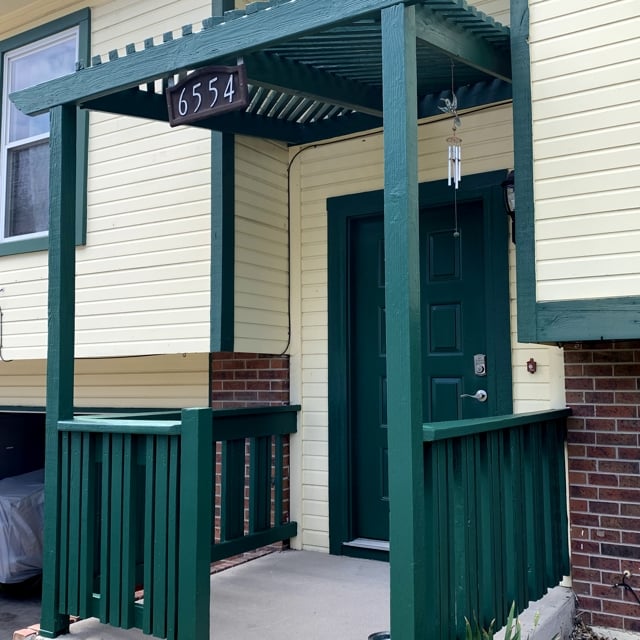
[{"left": 502, "top": 170, "right": 515, "bottom": 243}]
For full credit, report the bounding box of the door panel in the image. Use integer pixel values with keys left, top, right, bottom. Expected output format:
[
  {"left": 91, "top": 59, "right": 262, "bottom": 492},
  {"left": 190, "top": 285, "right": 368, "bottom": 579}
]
[{"left": 349, "top": 200, "right": 488, "bottom": 542}]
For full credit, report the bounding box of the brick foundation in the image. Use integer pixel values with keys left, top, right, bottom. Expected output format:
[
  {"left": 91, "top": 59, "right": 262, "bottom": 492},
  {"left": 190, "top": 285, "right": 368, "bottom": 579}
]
[
  {"left": 210, "top": 352, "right": 290, "bottom": 408},
  {"left": 564, "top": 341, "right": 640, "bottom": 633},
  {"left": 209, "top": 352, "right": 291, "bottom": 552}
]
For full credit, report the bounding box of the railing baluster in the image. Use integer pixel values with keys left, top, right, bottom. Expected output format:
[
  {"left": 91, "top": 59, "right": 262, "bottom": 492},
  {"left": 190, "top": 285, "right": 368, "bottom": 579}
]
[
  {"left": 67, "top": 433, "right": 83, "bottom": 614},
  {"left": 153, "top": 435, "right": 169, "bottom": 639},
  {"left": 99, "top": 433, "right": 112, "bottom": 623},
  {"left": 109, "top": 434, "right": 125, "bottom": 625},
  {"left": 249, "top": 435, "right": 271, "bottom": 533},
  {"left": 58, "top": 431, "right": 71, "bottom": 614},
  {"left": 78, "top": 432, "right": 95, "bottom": 618},
  {"left": 274, "top": 435, "right": 284, "bottom": 525},
  {"left": 221, "top": 438, "right": 246, "bottom": 541},
  {"left": 142, "top": 435, "right": 156, "bottom": 635},
  {"left": 120, "top": 434, "right": 136, "bottom": 628},
  {"left": 166, "top": 435, "right": 180, "bottom": 640}
]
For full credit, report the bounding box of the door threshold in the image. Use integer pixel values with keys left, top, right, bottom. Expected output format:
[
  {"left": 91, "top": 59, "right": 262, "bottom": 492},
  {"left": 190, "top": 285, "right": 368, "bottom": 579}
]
[{"left": 343, "top": 538, "right": 389, "bottom": 552}]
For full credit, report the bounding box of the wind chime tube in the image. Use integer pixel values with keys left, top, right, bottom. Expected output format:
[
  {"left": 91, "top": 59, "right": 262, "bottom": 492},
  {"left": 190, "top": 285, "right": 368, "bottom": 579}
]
[{"left": 448, "top": 145, "right": 452, "bottom": 186}]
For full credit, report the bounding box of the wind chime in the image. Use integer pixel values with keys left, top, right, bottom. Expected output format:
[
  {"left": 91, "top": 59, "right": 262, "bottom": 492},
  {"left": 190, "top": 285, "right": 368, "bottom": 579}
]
[{"left": 439, "top": 62, "right": 462, "bottom": 236}]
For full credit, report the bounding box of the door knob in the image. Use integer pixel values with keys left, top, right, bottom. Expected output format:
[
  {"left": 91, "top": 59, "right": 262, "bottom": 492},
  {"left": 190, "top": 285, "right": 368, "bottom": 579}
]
[{"left": 460, "top": 389, "right": 488, "bottom": 403}]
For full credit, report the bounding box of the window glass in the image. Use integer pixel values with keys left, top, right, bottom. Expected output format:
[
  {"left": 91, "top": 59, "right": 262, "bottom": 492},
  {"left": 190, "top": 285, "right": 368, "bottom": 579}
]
[{"left": 1, "top": 29, "right": 78, "bottom": 240}]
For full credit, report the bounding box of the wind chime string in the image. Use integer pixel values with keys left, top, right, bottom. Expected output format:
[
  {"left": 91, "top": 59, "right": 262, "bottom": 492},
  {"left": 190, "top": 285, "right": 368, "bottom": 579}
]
[{"left": 439, "top": 61, "right": 462, "bottom": 236}]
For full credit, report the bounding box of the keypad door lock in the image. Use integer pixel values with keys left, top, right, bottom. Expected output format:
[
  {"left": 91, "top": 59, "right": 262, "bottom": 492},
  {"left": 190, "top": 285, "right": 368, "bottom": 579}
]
[{"left": 474, "top": 353, "right": 487, "bottom": 376}]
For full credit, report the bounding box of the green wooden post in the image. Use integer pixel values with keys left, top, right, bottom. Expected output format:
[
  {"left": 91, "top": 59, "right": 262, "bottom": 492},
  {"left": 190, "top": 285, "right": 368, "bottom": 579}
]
[
  {"left": 210, "top": 0, "right": 236, "bottom": 352},
  {"left": 40, "top": 104, "right": 77, "bottom": 638},
  {"left": 178, "top": 408, "right": 213, "bottom": 640},
  {"left": 381, "top": 5, "right": 426, "bottom": 639}
]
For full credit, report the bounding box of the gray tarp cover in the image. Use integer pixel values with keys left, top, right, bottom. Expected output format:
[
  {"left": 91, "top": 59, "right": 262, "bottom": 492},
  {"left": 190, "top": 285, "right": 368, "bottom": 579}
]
[{"left": 0, "top": 468, "right": 44, "bottom": 584}]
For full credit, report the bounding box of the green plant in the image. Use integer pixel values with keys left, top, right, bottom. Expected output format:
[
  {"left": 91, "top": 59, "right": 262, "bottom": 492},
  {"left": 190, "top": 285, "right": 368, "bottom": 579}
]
[{"left": 464, "top": 602, "right": 520, "bottom": 640}]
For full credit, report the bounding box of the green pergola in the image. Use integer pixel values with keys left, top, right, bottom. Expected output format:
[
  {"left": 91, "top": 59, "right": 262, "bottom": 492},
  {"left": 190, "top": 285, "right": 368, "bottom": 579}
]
[{"left": 11, "top": 1, "right": 516, "bottom": 638}]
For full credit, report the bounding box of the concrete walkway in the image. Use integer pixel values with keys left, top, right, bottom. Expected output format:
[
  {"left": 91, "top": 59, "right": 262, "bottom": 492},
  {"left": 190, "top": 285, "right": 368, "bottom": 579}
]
[{"left": 37, "top": 551, "right": 390, "bottom": 640}]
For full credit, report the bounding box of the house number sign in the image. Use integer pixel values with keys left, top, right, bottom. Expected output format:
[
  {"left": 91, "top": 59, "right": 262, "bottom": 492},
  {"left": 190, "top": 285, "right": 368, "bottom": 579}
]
[{"left": 166, "top": 64, "right": 248, "bottom": 127}]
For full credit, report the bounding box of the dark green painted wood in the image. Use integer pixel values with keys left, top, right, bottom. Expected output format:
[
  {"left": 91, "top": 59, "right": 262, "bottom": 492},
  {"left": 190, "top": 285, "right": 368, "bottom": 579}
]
[
  {"left": 166, "top": 436, "right": 180, "bottom": 640},
  {"left": 58, "top": 433, "right": 70, "bottom": 615},
  {"left": 327, "top": 170, "right": 513, "bottom": 556},
  {"left": 212, "top": 406, "right": 298, "bottom": 439},
  {"left": 421, "top": 410, "right": 570, "bottom": 637},
  {"left": 243, "top": 51, "right": 383, "bottom": 116},
  {"left": 210, "top": 131, "right": 235, "bottom": 351},
  {"left": 510, "top": 0, "right": 537, "bottom": 343},
  {"left": 274, "top": 435, "right": 284, "bottom": 525},
  {"left": 422, "top": 408, "right": 571, "bottom": 441},
  {"left": 85, "top": 90, "right": 304, "bottom": 142},
  {"left": 178, "top": 408, "right": 213, "bottom": 640},
  {"left": 381, "top": 6, "right": 426, "bottom": 639},
  {"left": 249, "top": 436, "right": 272, "bottom": 532},
  {"left": 12, "top": 0, "right": 415, "bottom": 116},
  {"left": 419, "top": 79, "right": 511, "bottom": 119},
  {"left": 67, "top": 433, "right": 82, "bottom": 613},
  {"left": 349, "top": 215, "right": 389, "bottom": 540},
  {"left": 99, "top": 435, "right": 112, "bottom": 624},
  {"left": 59, "top": 418, "right": 182, "bottom": 434},
  {"left": 152, "top": 436, "right": 169, "bottom": 637},
  {"left": 78, "top": 433, "right": 95, "bottom": 619},
  {"left": 142, "top": 437, "right": 155, "bottom": 635},
  {"left": 110, "top": 434, "right": 124, "bottom": 626},
  {"left": 220, "top": 439, "right": 246, "bottom": 541},
  {"left": 415, "top": 5, "right": 511, "bottom": 81},
  {"left": 120, "top": 434, "right": 136, "bottom": 629},
  {"left": 39, "top": 103, "right": 77, "bottom": 639},
  {"left": 209, "top": 3, "right": 235, "bottom": 355}
]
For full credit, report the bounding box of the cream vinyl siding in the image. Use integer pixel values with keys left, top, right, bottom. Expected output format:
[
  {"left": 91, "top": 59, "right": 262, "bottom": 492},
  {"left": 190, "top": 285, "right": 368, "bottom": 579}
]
[
  {"left": 289, "top": 104, "right": 565, "bottom": 551},
  {"left": 234, "top": 137, "right": 290, "bottom": 354},
  {"left": 469, "top": 0, "right": 510, "bottom": 26},
  {"left": 530, "top": 0, "right": 640, "bottom": 301},
  {"left": 0, "top": 354, "right": 209, "bottom": 408},
  {"left": 0, "top": 0, "right": 107, "bottom": 40},
  {"left": 0, "top": 0, "right": 214, "bottom": 360}
]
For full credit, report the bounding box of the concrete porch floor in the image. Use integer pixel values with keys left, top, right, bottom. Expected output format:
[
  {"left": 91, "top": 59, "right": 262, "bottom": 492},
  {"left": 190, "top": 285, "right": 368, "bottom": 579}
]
[{"left": 6, "top": 551, "right": 390, "bottom": 640}]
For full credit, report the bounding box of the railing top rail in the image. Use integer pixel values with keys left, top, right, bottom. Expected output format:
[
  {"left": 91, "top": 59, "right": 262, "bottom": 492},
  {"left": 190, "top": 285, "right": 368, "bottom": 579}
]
[
  {"left": 57, "top": 417, "right": 182, "bottom": 435},
  {"left": 211, "top": 404, "right": 301, "bottom": 418},
  {"left": 422, "top": 408, "right": 571, "bottom": 442}
]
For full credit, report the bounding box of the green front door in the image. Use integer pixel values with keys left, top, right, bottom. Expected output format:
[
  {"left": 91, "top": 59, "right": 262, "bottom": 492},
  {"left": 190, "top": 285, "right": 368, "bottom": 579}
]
[{"left": 349, "top": 200, "right": 490, "bottom": 543}]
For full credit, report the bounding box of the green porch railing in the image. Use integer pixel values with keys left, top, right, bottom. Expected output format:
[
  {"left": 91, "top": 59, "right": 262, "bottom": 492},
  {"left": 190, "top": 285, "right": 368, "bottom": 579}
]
[
  {"left": 44, "top": 404, "right": 299, "bottom": 640},
  {"left": 421, "top": 408, "right": 571, "bottom": 639}
]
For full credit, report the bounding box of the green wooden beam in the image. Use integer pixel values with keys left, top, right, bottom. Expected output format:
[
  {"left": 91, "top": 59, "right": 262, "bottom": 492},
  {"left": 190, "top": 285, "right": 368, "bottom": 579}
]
[
  {"left": 40, "top": 104, "right": 78, "bottom": 639},
  {"left": 243, "top": 51, "right": 383, "bottom": 116},
  {"left": 415, "top": 4, "right": 511, "bottom": 82},
  {"left": 12, "top": 0, "right": 411, "bottom": 117},
  {"left": 84, "top": 90, "right": 303, "bottom": 143},
  {"left": 381, "top": 5, "right": 426, "bottom": 639}
]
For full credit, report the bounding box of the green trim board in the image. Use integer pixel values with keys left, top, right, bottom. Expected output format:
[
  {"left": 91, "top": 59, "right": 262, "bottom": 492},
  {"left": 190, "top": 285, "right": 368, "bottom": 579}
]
[
  {"left": 509, "top": 0, "right": 640, "bottom": 343},
  {"left": 0, "top": 9, "right": 89, "bottom": 257},
  {"left": 415, "top": 4, "right": 511, "bottom": 81},
  {"left": 210, "top": 131, "right": 235, "bottom": 351},
  {"left": 327, "top": 169, "right": 513, "bottom": 557}
]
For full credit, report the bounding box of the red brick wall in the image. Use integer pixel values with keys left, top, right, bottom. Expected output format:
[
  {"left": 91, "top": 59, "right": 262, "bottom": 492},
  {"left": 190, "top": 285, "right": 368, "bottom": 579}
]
[
  {"left": 210, "top": 352, "right": 290, "bottom": 408},
  {"left": 564, "top": 341, "right": 640, "bottom": 633},
  {"left": 210, "top": 352, "right": 291, "bottom": 547}
]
